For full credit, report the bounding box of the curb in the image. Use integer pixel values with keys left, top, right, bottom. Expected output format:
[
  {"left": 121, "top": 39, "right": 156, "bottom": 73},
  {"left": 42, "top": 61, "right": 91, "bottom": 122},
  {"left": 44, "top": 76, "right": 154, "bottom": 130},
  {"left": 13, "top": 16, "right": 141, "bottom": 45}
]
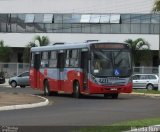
[
  {"left": 0, "top": 95, "right": 49, "bottom": 111},
  {"left": 123, "top": 92, "right": 160, "bottom": 97},
  {"left": 130, "top": 92, "right": 160, "bottom": 97},
  {"left": 124, "top": 125, "right": 160, "bottom": 132}
]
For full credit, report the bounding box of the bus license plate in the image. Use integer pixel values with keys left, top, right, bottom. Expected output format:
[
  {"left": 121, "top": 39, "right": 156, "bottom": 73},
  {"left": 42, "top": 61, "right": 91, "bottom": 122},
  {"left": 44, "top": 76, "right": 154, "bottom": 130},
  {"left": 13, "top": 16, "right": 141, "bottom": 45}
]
[{"left": 110, "top": 88, "right": 117, "bottom": 91}]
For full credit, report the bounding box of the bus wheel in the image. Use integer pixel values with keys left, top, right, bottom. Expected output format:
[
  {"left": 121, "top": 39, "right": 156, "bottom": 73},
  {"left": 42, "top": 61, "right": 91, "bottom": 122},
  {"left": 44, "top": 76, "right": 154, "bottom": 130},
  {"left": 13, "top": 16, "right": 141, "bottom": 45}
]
[
  {"left": 111, "top": 93, "right": 118, "bottom": 99},
  {"left": 104, "top": 93, "right": 118, "bottom": 99},
  {"left": 73, "top": 81, "right": 81, "bottom": 98},
  {"left": 44, "top": 80, "right": 51, "bottom": 96}
]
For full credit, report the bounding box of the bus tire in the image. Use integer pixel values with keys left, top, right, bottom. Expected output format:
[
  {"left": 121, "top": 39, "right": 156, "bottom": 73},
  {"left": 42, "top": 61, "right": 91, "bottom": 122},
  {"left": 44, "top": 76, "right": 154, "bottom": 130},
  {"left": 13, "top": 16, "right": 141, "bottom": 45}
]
[
  {"left": 104, "top": 93, "right": 118, "bottom": 99},
  {"left": 111, "top": 93, "right": 118, "bottom": 99},
  {"left": 73, "top": 81, "right": 81, "bottom": 98},
  {"left": 44, "top": 80, "right": 51, "bottom": 96},
  {"left": 104, "top": 93, "right": 109, "bottom": 99}
]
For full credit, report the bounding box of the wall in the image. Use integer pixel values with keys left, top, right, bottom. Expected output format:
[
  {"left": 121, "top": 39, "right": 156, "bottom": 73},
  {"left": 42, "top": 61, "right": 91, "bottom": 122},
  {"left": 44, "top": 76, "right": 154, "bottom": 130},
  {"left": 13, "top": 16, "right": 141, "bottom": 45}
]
[{"left": 0, "top": 0, "right": 154, "bottom": 13}]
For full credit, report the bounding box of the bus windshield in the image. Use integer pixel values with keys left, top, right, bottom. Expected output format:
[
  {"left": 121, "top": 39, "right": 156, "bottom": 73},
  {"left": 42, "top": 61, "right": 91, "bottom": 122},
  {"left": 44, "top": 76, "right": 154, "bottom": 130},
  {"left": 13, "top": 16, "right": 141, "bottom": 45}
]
[{"left": 91, "top": 49, "right": 132, "bottom": 77}]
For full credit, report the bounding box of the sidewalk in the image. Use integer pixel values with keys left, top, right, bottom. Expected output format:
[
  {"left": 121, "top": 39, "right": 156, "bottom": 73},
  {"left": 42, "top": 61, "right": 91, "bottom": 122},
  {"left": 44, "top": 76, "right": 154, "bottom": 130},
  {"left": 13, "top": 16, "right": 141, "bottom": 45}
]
[
  {"left": 0, "top": 92, "right": 49, "bottom": 111},
  {"left": 0, "top": 79, "right": 49, "bottom": 111}
]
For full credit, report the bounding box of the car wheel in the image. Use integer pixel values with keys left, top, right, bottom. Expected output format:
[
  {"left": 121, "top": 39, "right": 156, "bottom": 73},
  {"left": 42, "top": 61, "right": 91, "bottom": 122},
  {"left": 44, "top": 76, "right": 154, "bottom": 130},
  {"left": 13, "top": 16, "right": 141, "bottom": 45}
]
[
  {"left": 11, "top": 81, "right": 17, "bottom": 88},
  {"left": 146, "top": 84, "right": 154, "bottom": 90},
  {"left": 44, "top": 80, "right": 51, "bottom": 96},
  {"left": 73, "top": 81, "right": 81, "bottom": 98}
]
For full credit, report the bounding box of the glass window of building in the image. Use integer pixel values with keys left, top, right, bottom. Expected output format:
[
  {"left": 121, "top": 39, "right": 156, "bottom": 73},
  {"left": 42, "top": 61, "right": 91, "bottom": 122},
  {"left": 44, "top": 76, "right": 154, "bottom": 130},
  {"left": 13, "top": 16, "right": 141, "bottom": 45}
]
[
  {"left": 110, "top": 14, "right": 120, "bottom": 23},
  {"left": 63, "top": 14, "right": 72, "bottom": 23},
  {"left": 131, "top": 24, "right": 140, "bottom": 33},
  {"left": 26, "top": 23, "right": 34, "bottom": 32},
  {"left": 43, "top": 14, "right": 53, "bottom": 23},
  {"left": 71, "top": 24, "right": 82, "bottom": 33},
  {"left": 44, "top": 24, "right": 52, "bottom": 32},
  {"left": 80, "top": 15, "right": 91, "bottom": 23},
  {"left": 11, "top": 23, "right": 17, "bottom": 32},
  {"left": 82, "top": 24, "right": 90, "bottom": 33},
  {"left": 54, "top": 14, "right": 63, "bottom": 23},
  {"left": 121, "top": 14, "right": 130, "bottom": 23},
  {"left": 91, "top": 24, "right": 101, "bottom": 33},
  {"left": 53, "top": 23, "right": 63, "bottom": 32},
  {"left": 62, "top": 24, "right": 71, "bottom": 32},
  {"left": 151, "top": 14, "right": 160, "bottom": 23},
  {"left": 17, "top": 14, "right": 25, "bottom": 23},
  {"left": 121, "top": 24, "right": 130, "bottom": 33},
  {"left": 0, "top": 23, "right": 7, "bottom": 32},
  {"left": 34, "top": 14, "right": 43, "bottom": 23},
  {"left": 130, "top": 14, "right": 141, "bottom": 23},
  {"left": 0, "top": 14, "right": 8, "bottom": 22},
  {"left": 141, "top": 24, "right": 150, "bottom": 33},
  {"left": 141, "top": 14, "right": 151, "bottom": 23},
  {"left": 17, "top": 22, "right": 26, "bottom": 32},
  {"left": 71, "top": 14, "right": 81, "bottom": 23},
  {"left": 100, "top": 24, "right": 111, "bottom": 33},
  {"left": 25, "top": 14, "right": 34, "bottom": 23},
  {"left": 111, "top": 24, "right": 120, "bottom": 33},
  {"left": 35, "top": 23, "right": 44, "bottom": 32},
  {"left": 90, "top": 15, "right": 100, "bottom": 23},
  {"left": 11, "top": 14, "right": 17, "bottom": 23},
  {"left": 150, "top": 24, "right": 159, "bottom": 34},
  {"left": 100, "top": 15, "right": 110, "bottom": 23}
]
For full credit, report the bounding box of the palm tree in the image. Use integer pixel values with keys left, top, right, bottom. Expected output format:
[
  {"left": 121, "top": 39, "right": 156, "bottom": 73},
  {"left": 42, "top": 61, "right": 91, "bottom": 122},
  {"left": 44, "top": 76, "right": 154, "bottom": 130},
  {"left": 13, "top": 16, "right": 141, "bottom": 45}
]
[
  {"left": 23, "top": 42, "right": 37, "bottom": 63},
  {"left": 125, "top": 38, "right": 151, "bottom": 66},
  {"left": 23, "top": 35, "right": 50, "bottom": 63},
  {"left": 0, "top": 40, "right": 12, "bottom": 62},
  {"left": 152, "top": 0, "right": 160, "bottom": 12},
  {"left": 34, "top": 35, "right": 50, "bottom": 46}
]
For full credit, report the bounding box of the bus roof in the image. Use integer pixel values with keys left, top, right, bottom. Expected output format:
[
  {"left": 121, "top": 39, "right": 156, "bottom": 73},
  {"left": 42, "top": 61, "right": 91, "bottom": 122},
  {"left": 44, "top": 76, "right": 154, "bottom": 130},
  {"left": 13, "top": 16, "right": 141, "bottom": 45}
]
[{"left": 31, "top": 42, "right": 128, "bottom": 52}]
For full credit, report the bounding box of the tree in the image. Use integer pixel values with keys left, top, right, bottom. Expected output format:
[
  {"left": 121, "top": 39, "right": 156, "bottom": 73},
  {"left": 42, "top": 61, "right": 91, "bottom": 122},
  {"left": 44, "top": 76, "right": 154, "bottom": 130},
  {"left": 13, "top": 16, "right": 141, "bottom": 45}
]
[
  {"left": 0, "top": 40, "right": 12, "bottom": 62},
  {"left": 125, "top": 38, "right": 151, "bottom": 66},
  {"left": 23, "top": 35, "right": 50, "bottom": 63},
  {"left": 23, "top": 42, "right": 37, "bottom": 63},
  {"left": 152, "top": 0, "right": 160, "bottom": 12},
  {"left": 34, "top": 35, "right": 50, "bottom": 46}
]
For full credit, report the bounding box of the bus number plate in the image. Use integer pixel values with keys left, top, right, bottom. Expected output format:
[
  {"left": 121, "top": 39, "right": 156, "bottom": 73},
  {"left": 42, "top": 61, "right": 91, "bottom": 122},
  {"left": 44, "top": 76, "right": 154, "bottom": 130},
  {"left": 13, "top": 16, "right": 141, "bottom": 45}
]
[{"left": 99, "top": 78, "right": 108, "bottom": 84}]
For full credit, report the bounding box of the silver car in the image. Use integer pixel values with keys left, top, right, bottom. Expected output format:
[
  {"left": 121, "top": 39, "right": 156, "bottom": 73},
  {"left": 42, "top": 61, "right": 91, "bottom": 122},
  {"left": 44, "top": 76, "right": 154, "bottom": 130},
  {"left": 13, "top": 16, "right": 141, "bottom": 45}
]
[
  {"left": 132, "top": 74, "right": 159, "bottom": 90},
  {"left": 9, "top": 71, "right": 29, "bottom": 88}
]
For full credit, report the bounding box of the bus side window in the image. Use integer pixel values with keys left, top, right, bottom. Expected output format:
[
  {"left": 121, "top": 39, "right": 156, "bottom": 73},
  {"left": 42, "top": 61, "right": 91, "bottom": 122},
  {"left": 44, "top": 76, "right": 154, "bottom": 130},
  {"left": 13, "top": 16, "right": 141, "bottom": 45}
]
[
  {"left": 41, "top": 51, "right": 49, "bottom": 68},
  {"left": 49, "top": 51, "right": 57, "bottom": 68},
  {"left": 70, "top": 49, "right": 79, "bottom": 67},
  {"left": 65, "top": 49, "right": 79, "bottom": 67},
  {"left": 30, "top": 53, "right": 34, "bottom": 68}
]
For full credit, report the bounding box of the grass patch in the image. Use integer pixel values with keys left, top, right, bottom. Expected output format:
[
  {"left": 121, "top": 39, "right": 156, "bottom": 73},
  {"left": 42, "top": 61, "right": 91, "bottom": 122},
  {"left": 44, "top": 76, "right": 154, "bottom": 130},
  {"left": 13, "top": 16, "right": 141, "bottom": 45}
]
[
  {"left": 73, "top": 118, "right": 160, "bottom": 132},
  {"left": 133, "top": 89, "right": 160, "bottom": 94}
]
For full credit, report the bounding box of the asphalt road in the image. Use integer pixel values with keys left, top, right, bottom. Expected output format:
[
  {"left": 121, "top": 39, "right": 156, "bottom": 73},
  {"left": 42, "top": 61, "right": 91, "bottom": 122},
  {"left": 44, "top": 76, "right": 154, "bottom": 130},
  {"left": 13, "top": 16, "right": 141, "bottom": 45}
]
[{"left": 0, "top": 86, "right": 160, "bottom": 126}]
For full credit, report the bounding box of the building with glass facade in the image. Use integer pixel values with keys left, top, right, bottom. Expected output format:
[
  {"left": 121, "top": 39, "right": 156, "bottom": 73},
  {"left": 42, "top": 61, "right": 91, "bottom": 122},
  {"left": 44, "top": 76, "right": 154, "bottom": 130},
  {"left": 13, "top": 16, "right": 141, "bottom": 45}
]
[{"left": 0, "top": 0, "right": 158, "bottom": 66}]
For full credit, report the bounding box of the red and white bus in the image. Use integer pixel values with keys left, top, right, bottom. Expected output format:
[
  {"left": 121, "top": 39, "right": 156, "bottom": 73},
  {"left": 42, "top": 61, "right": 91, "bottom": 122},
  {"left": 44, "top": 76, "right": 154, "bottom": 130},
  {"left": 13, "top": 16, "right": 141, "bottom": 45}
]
[{"left": 29, "top": 42, "right": 132, "bottom": 99}]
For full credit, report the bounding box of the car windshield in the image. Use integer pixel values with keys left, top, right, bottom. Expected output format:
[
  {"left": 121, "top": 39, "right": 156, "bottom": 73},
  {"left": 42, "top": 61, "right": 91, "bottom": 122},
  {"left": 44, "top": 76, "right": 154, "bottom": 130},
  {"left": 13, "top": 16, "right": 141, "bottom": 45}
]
[{"left": 91, "top": 49, "right": 132, "bottom": 77}]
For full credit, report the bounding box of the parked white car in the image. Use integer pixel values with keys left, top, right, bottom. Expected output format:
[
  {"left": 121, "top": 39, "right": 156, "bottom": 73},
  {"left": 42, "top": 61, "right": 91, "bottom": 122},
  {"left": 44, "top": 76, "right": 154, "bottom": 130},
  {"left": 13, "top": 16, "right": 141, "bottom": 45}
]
[{"left": 132, "top": 74, "right": 159, "bottom": 90}]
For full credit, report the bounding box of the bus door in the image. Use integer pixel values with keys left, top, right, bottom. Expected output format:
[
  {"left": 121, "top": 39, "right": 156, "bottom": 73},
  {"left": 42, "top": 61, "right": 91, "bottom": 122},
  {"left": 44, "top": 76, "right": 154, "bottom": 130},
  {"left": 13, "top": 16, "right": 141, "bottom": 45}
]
[
  {"left": 30, "top": 52, "right": 41, "bottom": 88},
  {"left": 81, "top": 49, "right": 89, "bottom": 90},
  {"left": 57, "top": 51, "right": 65, "bottom": 91}
]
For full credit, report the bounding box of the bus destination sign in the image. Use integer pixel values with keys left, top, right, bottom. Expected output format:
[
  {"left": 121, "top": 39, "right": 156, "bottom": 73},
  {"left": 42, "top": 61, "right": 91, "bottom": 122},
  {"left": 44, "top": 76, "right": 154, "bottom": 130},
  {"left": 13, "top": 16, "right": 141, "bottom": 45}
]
[{"left": 93, "top": 44, "right": 127, "bottom": 49}]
